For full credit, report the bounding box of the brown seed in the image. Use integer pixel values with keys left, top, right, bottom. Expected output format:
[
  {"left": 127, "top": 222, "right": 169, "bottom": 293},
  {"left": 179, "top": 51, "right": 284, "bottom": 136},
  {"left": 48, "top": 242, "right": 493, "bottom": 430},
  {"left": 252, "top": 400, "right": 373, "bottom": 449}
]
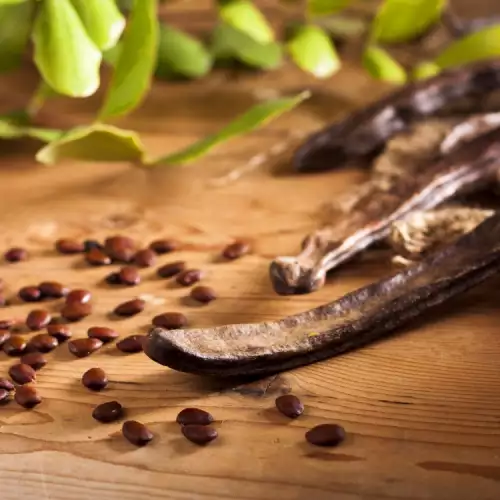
[
  {"left": 305, "top": 424, "right": 346, "bottom": 447},
  {"left": 105, "top": 235, "right": 135, "bottom": 263},
  {"left": 118, "top": 266, "right": 141, "bottom": 286},
  {"left": 15, "top": 385, "right": 41, "bottom": 409},
  {"left": 116, "top": 335, "right": 145, "bottom": 353},
  {"left": 39, "top": 281, "right": 69, "bottom": 299},
  {"left": 18, "top": 286, "right": 42, "bottom": 302},
  {"left": 92, "top": 400, "right": 124, "bottom": 423},
  {"left": 176, "top": 408, "right": 214, "bottom": 426},
  {"left": 152, "top": 312, "right": 188, "bottom": 330},
  {"left": 87, "top": 326, "right": 119, "bottom": 343},
  {"left": 47, "top": 324, "right": 72, "bottom": 342},
  {"left": 181, "top": 424, "right": 218, "bottom": 445},
  {"left": 0, "top": 378, "right": 14, "bottom": 391},
  {"left": 176, "top": 269, "right": 203, "bottom": 287},
  {"left": 113, "top": 299, "right": 145, "bottom": 317},
  {"left": 0, "top": 319, "right": 15, "bottom": 330},
  {"left": 133, "top": 249, "right": 157, "bottom": 268},
  {"left": 190, "top": 286, "right": 217, "bottom": 304},
  {"left": 122, "top": 420, "right": 154, "bottom": 446},
  {"left": 84, "top": 239, "right": 103, "bottom": 252},
  {"left": 85, "top": 247, "right": 111, "bottom": 266},
  {"left": 82, "top": 367, "right": 108, "bottom": 391},
  {"left": 55, "top": 238, "right": 85, "bottom": 254},
  {"left": 275, "top": 394, "right": 304, "bottom": 418},
  {"left": 3, "top": 335, "right": 27, "bottom": 356},
  {"left": 68, "top": 338, "right": 103, "bottom": 358},
  {"left": 20, "top": 352, "right": 47, "bottom": 371},
  {"left": 61, "top": 302, "right": 92, "bottom": 322},
  {"left": 0, "top": 329, "right": 11, "bottom": 347},
  {"left": 149, "top": 239, "right": 178, "bottom": 254},
  {"left": 4, "top": 247, "right": 28, "bottom": 263},
  {"left": 157, "top": 260, "right": 187, "bottom": 278},
  {"left": 0, "top": 388, "right": 10, "bottom": 404},
  {"left": 9, "top": 363, "right": 36, "bottom": 385},
  {"left": 66, "top": 289, "right": 92, "bottom": 304},
  {"left": 105, "top": 272, "right": 121, "bottom": 285},
  {"left": 222, "top": 241, "right": 250, "bottom": 260},
  {"left": 27, "top": 334, "right": 58, "bottom": 353},
  {"left": 26, "top": 309, "right": 52, "bottom": 331}
]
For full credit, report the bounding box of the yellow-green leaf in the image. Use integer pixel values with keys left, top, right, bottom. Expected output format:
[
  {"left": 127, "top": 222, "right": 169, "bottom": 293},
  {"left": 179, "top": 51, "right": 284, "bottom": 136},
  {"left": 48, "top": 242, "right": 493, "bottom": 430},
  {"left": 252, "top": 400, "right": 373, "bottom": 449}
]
[
  {"left": 36, "top": 124, "right": 145, "bottom": 164},
  {"left": 155, "top": 91, "right": 310, "bottom": 166},
  {"left": 412, "top": 61, "right": 440, "bottom": 80},
  {"left": 0, "top": 1, "right": 34, "bottom": 72},
  {"left": 219, "top": 0, "right": 274, "bottom": 44},
  {"left": 362, "top": 46, "right": 407, "bottom": 84},
  {"left": 307, "top": 0, "right": 351, "bottom": 17},
  {"left": 99, "top": 0, "right": 159, "bottom": 120},
  {"left": 287, "top": 25, "right": 340, "bottom": 78},
  {"left": 0, "top": 0, "right": 29, "bottom": 4},
  {"left": 33, "top": 0, "right": 101, "bottom": 97},
  {"left": 156, "top": 25, "right": 212, "bottom": 79},
  {"left": 70, "top": 0, "right": 125, "bottom": 50},
  {"left": 315, "top": 15, "right": 366, "bottom": 38},
  {"left": 0, "top": 112, "right": 62, "bottom": 142},
  {"left": 372, "top": 0, "right": 446, "bottom": 44},
  {"left": 434, "top": 24, "right": 500, "bottom": 69}
]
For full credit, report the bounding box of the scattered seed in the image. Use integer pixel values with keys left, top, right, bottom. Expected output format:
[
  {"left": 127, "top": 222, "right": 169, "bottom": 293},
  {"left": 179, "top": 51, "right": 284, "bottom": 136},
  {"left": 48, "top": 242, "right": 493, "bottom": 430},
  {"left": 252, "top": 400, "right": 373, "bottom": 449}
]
[
  {"left": 0, "top": 389, "right": 10, "bottom": 404},
  {"left": 9, "top": 363, "right": 36, "bottom": 385},
  {"left": 26, "top": 309, "right": 52, "bottom": 331},
  {"left": 0, "top": 329, "right": 11, "bottom": 347},
  {"left": 4, "top": 247, "right": 28, "bottom": 263},
  {"left": 47, "top": 324, "right": 72, "bottom": 342},
  {"left": 176, "top": 408, "right": 214, "bottom": 426},
  {"left": 15, "top": 385, "right": 41, "bottom": 408},
  {"left": 122, "top": 420, "right": 154, "bottom": 446},
  {"left": 222, "top": 241, "right": 250, "bottom": 260},
  {"left": 176, "top": 269, "right": 203, "bottom": 287},
  {"left": 157, "top": 260, "right": 187, "bottom": 278},
  {"left": 149, "top": 239, "right": 178, "bottom": 254},
  {"left": 105, "top": 236, "right": 135, "bottom": 263},
  {"left": 27, "top": 334, "right": 58, "bottom": 353},
  {"left": 84, "top": 239, "right": 104, "bottom": 252},
  {"left": 181, "top": 424, "right": 218, "bottom": 445},
  {"left": 113, "top": 299, "right": 145, "bottom": 317},
  {"left": 20, "top": 352, "right": 47, "bottom": 371},
  {"left": 82, "top": 367, "right": 108, "bottom": 391},
  {"left": 39, "top": 281, "right": 68, "bottom": 299},
  {"left": 61, "top": 302, "right": 92, "bottom": 322},
  {"left": 68, "top": 338, "right": 103, "bottom": 358},
  {"left": 55, "top": 238, "right": 85, "bottom": 254},
  {"left": 133, "top": 249, "right": 157, "bottom": 268},
  {"left": 152, "top": 312, "right": 188, "bottom": 330},
  {"left": 0, "top": 319, "right": 15, "bottom": 330},
  {"left": 85, "top": 247, "right": 111, "bottom": 266},
  {"left": 3, "top": 335, "right": 27, "bottom": 356},
  {"left": 92, "top": 400, "right": 124, "bottom": 423},
  {"left": 116, "top": 335, "right": 145, "bottom": 353},
  {"left": 105, "top": 272, "right": 121, "bottom": 285},
  {"left": 87, "top": 326, "right": 119, "bottom": 343},
  {"left": 190, "top": 286, "right": 217, "bottom": 304},
  {"left": 118, "top": 266, "right": 141, "bottom": 286},
  {"left": 66, "top": 289, "right": 92, "bottom": 304},
  {"left": 18, "top": 286, "right": 42, "bottom": 302},
  {"left": 305, "top": 424, "right": 346, "bottom": 447},
  {"left": 0, "top": 378, "right": 14, "bottom": 391},
  {"left": 275, "top": 394, "right": 304, "bottom": 418}
]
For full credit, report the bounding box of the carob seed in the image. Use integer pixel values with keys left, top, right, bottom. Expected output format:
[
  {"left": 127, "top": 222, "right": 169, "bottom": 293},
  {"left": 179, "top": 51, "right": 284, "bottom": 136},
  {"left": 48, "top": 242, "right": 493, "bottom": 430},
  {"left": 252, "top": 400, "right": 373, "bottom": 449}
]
[
  {"left": 176, "top": 269, "right": 203, "bottom": 287},
  {"left": 66, "top": 289, "right": 92, "bottom": 304},
  {"left": 275, "top": 394, "right": 304, "bottom": 418},
  {"left": 84, "top": 239, "right": 104, "bottom": 252},
  {"left": 9, "top": 363, "right": 36, "bottom": 385},
  {"left": 0, "top": 378, "right": 14, "bottom": 391},
  {"left": 82, "top": 367, "right": 108, "bottom": 391},
  {"left": 47, "top": 324, "right": 72, "bottom": 342},
  {"left": 113, "top": 299, "right": 145, "bottom": 317},
  {"left": 15, "top": 385, "right": 41, "bottom": 408},
  {"left": 39, "top": 281, "right": 68, "bottom": 299},
  {"left": 105, "top": 236, "right": 135, "bottom": 263},
  {"left": 118, "top": 266, "right": 141, "bottom": 286},
  {"left": 92, "top": 400, "right": 124, "bottom": 423},
  {"left": 157, "top": 260, "right": 186, "bottom": 278},
  {"left": 4, "top": 247, "right": 28, "bottom": 263},
  {"left": 20, "top": 352, "right": 47, "bottom": 371},
  {"left": 149, "top": 239, "right": 178, "bottom": 254},
  {"left": 85, "top": 248, "right": 111, "bottom": 266},
  {"left": 176, "top": 408, "right": 214, "bottom": 426},
  {"left": 28, "top": 334, "right": 58, "bottom": 353},
  {"left": 133, "top": 249, "right": 156, "bottom": 268},
  {"left": 61, "top": 302, "right": 92, "bottom": 322},
  {"left": 0, "top": 319, "right": 15, "bottom": 330},
  {"left": 18, "top": 286, "right": 42, "bottom": 302},
  {"left": 3, "top": 335, "right": 27, "bottom": 356},
  {"left": 190, "top": 286, "right": 217, "bottom": 304},
  {"left": 55, "top": 238, "right": 85, "bottom": 254},
  {"left": 116, "top": 335, "right": 145, "bottom": 353},
  {"left": 26, "top": 309, "right": 52, "bottom": 331},
  {"left": 0, "top": 329, "right": 11, "bottom": 347},
  {"left": 122, "top": 420, "right": 154, "bottom": 446},
  {"left": 68, "top": 338, "right": 103, "bottom": 358},
  {"left": 181, "top": 425, "right": 218, "bottom": 445},
  {"left": 105, "top": 272, "right": 121, "bottom": 285},
  {"left": 152, "top": 312, "right": 188, "bottom": 330},
  {"left": 305, "top": 424, "right": 346, "bottom": 447},
  {"left": 87, "top": 326, "right": 119, "bottom": 343},
  {"left": 0, "top": 388, "right": 10, "bottom": 404},
  {"left": 222, "top": 241, "right": 250, "bottom": 260}
]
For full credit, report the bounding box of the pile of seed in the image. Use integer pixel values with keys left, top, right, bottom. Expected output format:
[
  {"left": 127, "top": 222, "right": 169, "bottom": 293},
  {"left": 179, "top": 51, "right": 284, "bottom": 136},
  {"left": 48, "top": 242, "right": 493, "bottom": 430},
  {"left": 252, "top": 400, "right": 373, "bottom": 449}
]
[{"left": 0, "top": 236, "right": 346, "bottom": 448}]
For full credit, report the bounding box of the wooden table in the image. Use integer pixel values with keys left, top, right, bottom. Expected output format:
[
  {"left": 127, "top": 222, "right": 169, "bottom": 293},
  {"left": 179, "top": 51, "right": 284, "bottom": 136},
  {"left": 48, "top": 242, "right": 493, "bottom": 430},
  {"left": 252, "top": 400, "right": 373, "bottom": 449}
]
[{"left": 1, "top": 6, "right": 500, "bottom": 500}]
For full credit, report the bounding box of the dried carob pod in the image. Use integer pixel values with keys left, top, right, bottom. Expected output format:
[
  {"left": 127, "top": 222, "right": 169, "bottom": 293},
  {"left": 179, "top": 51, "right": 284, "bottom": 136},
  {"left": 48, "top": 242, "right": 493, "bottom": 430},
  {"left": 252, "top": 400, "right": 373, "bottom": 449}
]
[{"left": 146, "top": 212, "right": 500, "bottom": 377}]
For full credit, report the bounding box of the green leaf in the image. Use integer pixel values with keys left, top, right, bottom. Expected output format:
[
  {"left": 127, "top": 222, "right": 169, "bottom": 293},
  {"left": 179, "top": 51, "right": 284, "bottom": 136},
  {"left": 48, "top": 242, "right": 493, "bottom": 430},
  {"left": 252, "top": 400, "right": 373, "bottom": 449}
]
[
  {"left": 0, "top": 1, "right": 34, "bottom": 72},
  {"left": 32, "top": 0, "right": 101, "bottom": 97},
  {"left": 36, "top": 124, "right": 145, "bottom": 164},
  {"left": 434, "top": 24, "right": 500, "bottom": 69},
  {"left": 103, "top": 42, "right": 123, "bottom": 67},
  {"left": 219, "top": 0, "right": 274, "bottom": 44},
  {"left": 0, "top": 112, "right": 62, "bottom": 142},
  {"left": 212, "top": 23, "right": 282, "bottom": 69},
  {"left": 155, "top": 91, "right": 310, "bottom": 166},
  {"left": 70, "top": 0, "right": 125, "bottom": 50},
  {"left": 287, "top": 25, "right": 340, "bottom": 78},
  {"left": 99, "top": 0, "right": 159, "bottom": 120},
  {"left": 0, "top": 0, "right": 30, "bottom": 4},
  {"left": 307, "top": 0, "right": 351, "bottom": 17},
  {"left": 372, "top": 0, "right": 446, "bottom": 43},
  {"left": 156, "top": 25, "right": 212, "bottom": 79},
  {"left": 362, "top": 46, "right": 407, "bottom": 84},
  {"left": 412, "top": 61, "right": 440, "bottom": 80},
  {"left": 315, "top": 15, "right": 366, "bottom": 38}
]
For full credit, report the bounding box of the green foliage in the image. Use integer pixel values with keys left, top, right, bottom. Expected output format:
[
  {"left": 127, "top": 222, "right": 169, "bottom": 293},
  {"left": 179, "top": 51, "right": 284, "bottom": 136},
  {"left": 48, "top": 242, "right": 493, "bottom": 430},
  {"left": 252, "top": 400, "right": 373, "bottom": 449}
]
[
  {"left": 307, "top": 0, "right": 351, "bottom": 18},
  {"left": 362, "top": 46, "right": 407, "bottom": 84}
]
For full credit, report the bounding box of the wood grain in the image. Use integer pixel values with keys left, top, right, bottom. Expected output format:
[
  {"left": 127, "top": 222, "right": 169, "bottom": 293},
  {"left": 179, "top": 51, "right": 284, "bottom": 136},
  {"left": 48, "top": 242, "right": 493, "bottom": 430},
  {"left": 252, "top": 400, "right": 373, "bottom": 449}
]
[{"left": 1, "top": 3, "right": 500, "bottom": 499}]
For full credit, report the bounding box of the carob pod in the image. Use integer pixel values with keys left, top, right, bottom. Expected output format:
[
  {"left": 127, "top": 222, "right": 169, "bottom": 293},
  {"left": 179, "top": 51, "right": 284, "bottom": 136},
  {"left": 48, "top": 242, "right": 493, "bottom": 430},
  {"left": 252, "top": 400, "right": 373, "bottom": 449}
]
[{"left": 146, "top": 211, "right": 500, "bottom": 377}]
